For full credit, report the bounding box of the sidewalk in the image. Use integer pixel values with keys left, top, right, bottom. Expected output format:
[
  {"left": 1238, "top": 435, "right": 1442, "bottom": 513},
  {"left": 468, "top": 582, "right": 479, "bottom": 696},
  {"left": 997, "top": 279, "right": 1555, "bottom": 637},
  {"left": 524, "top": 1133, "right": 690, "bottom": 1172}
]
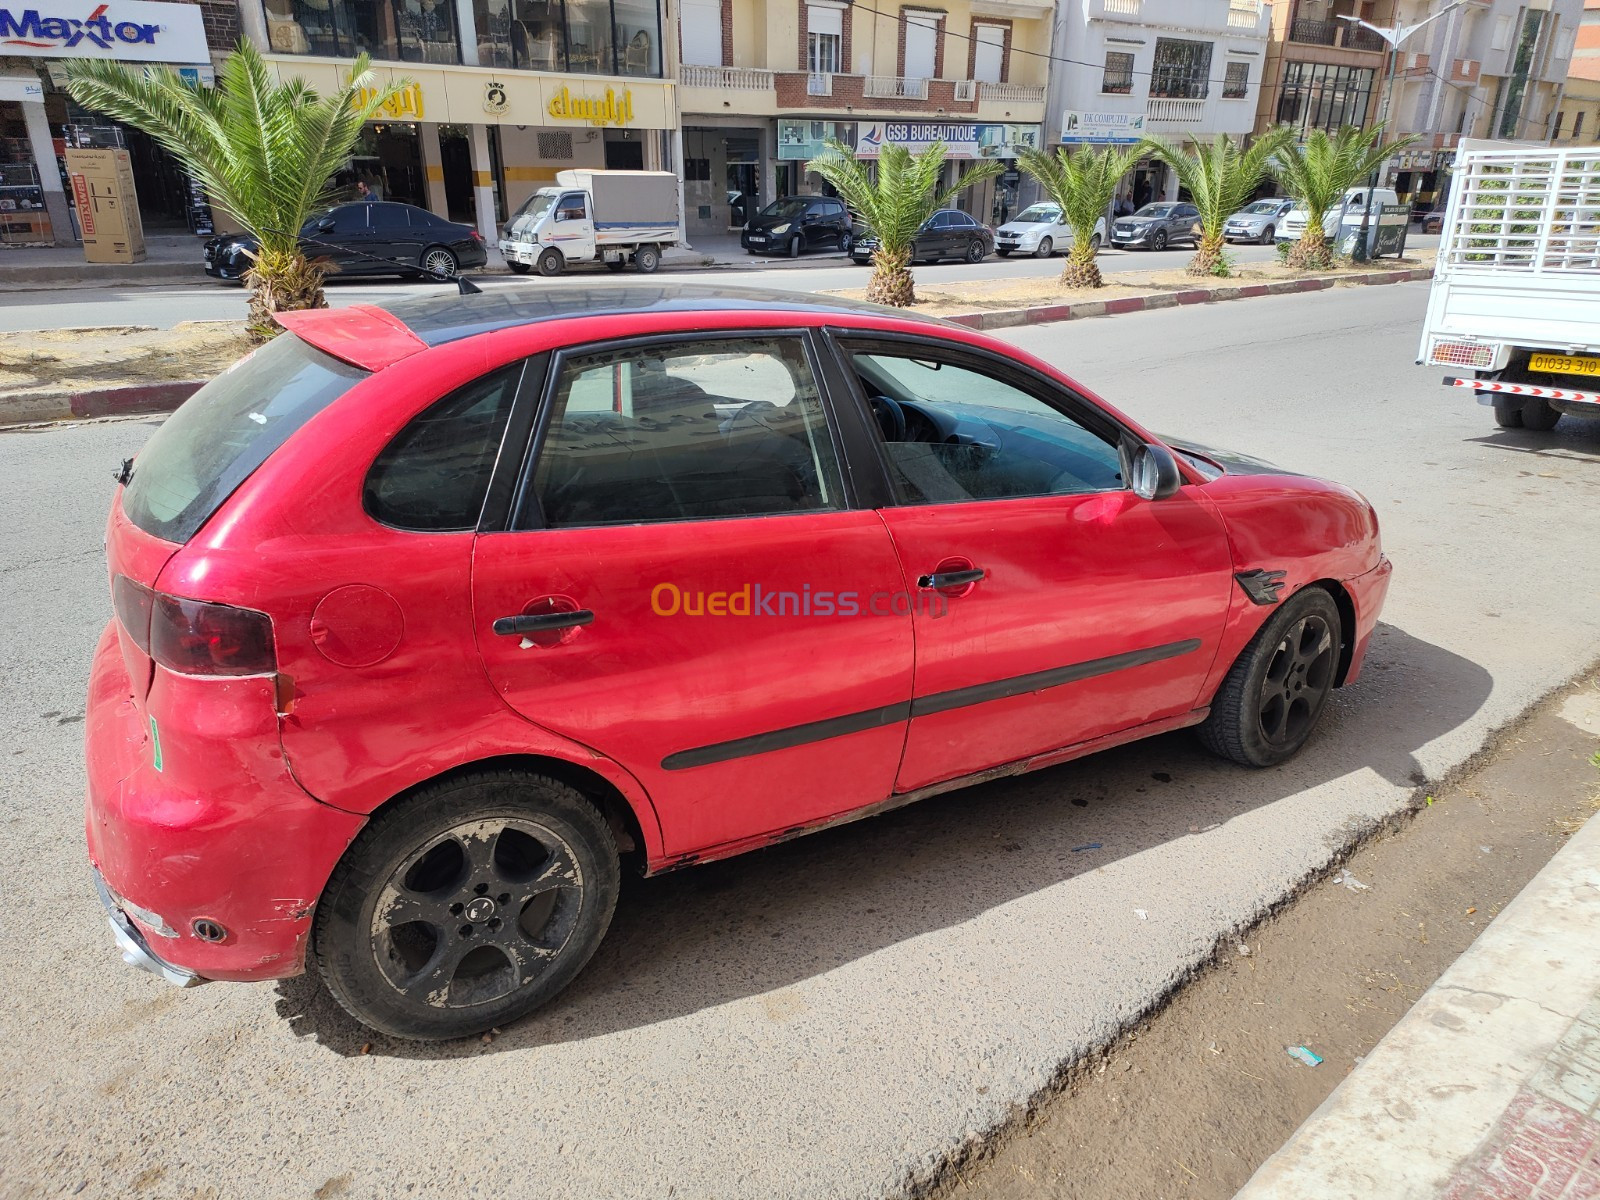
[{"left": 1235, "top": 802, "right": 1600, "bottom": 1199}]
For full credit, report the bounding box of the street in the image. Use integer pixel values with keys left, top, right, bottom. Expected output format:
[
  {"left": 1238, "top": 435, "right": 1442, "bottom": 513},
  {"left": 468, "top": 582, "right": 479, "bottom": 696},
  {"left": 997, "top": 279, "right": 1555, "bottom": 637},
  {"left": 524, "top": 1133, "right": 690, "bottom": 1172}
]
[
  {"left": 0, "top": 237, "right": 1391, "bottom": 332},
  {"left": 4, "top": 279, "right": 1594, "bottom": 1199}
]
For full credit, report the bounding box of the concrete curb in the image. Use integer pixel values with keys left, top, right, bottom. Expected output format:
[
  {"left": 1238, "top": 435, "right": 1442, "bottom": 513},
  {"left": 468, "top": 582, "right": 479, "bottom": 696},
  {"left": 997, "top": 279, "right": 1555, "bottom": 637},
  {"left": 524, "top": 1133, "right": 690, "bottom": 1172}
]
[
  {"left": 941, "top": 265, "right": 1433, "bottom": 331},
  {"left": 3, "top": 381, "right": 207, "bottom": 427}
]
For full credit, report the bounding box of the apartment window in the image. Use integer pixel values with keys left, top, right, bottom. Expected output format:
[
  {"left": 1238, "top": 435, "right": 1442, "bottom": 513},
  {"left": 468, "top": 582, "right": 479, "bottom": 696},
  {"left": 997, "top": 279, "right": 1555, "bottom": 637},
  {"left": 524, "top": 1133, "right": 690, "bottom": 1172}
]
[
  {"left": 904, "top": 11, "right": 940, "bottom": 80},
  {"left": 973, "top": 23, "right": 1005, "bottom": 85},
  {"left": 1555, "top": 110, "right": 1566, "bottom": 138},
  {"left": 1150, "top": 37, "right": 1212, "bottom": 100},
  {"left": 1495, "top": 9, "right": 1546, "bottom": 139},
  {"left": 1101, "top": 50, "right": 1134, "bottom": 94},
  {"left": 1275, "top": 61, "right": 1376, "bottom": 135},
  {"left": 1576, "top": 111, "right": 1587, "bottom": 139},
  {"left": 1223, "top": 60, "right": 1249, "bottom": 99},
  {"left": 807, "top": 4, "right": 843, "bottom": 74},
  {"left": 680, "top": 0, "right": 722, "bottom": 66}
]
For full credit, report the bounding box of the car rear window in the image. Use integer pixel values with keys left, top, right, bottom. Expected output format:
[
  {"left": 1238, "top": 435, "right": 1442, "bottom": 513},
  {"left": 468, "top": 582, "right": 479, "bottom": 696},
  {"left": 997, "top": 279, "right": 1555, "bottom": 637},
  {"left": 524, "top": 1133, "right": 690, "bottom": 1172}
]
[{"left": 121, "top": 333, "right": 368, "bottom": 544}]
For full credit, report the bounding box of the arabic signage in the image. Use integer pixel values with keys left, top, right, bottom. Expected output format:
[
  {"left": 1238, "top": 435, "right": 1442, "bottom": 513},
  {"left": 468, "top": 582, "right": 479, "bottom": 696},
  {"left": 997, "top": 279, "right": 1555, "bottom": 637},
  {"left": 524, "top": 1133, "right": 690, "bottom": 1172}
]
[
  {"left": 354, "top": 81, "right": 425, "bottom": 121},
  {"left": 1059, "top": 110, "right": 1146, "bottom": 145},
  {"left": 547, "top": 85, "right": 634, "bottom": 127},
  {"left": 0, "top": 72, "right": 45, "bottom": 101},
  {"left": 0, "top": 0, "right": 208, "bottom": 62},
  {"left": 851, "top": 122, "right": 1041, "bottom": 160}
]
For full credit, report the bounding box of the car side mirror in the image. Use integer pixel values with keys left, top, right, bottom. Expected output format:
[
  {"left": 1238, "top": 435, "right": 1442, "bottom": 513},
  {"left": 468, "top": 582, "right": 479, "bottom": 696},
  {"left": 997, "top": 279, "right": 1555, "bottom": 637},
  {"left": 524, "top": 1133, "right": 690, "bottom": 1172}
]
[
  {"left": 1131, "top": 442, "right": 1183, "bottom": 501},
  {"left": 317, "top": 217, "right": 335, "bottom": 232}
]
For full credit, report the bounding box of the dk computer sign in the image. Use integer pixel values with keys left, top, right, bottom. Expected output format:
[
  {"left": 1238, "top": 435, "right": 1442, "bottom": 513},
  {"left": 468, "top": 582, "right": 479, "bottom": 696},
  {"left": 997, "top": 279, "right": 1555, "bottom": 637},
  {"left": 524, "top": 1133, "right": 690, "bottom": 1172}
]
[{"left": 0, "top": 0, "right": 209, "bottom": 62}]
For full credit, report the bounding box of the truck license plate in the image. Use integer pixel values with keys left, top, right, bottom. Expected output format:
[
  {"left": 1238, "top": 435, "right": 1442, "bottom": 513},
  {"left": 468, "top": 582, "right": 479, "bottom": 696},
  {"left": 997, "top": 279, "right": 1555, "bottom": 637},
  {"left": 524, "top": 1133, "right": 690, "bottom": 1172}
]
[{"left": 1530, "top": 353, "right": 1600, "bottom": 377}]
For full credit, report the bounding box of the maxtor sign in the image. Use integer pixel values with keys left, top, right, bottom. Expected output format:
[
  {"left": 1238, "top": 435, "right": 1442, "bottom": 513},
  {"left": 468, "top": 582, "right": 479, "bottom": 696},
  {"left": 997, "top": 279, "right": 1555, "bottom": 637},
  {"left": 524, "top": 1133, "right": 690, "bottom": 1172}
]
[{"left": 0, "top": 0, "right": 209, "bottom": 62}]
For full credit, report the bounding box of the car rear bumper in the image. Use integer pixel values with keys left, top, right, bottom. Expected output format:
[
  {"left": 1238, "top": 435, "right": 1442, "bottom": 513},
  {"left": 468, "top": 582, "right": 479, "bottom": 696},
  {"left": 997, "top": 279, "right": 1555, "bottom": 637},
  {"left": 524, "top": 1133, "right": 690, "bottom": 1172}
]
[
  {"left": 1341, "top": 555, "right": 1392, "bottom": 685},
  {"left": 84, "top": 621, "right": 366, "bottom": 983}
]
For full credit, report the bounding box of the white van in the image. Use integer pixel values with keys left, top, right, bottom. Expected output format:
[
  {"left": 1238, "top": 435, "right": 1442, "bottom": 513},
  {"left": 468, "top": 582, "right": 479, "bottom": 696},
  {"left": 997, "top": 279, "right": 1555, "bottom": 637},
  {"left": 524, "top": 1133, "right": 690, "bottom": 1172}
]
[{"left": 1277, "top": 185, "right": 1400, "bottom": 245}]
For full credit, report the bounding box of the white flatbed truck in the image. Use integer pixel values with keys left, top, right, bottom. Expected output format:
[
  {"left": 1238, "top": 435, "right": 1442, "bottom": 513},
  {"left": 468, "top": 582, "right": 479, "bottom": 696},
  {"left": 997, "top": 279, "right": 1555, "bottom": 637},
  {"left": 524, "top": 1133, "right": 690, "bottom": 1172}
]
[{"left": 498, "top": 169, "right": 680, "bottom": 277}]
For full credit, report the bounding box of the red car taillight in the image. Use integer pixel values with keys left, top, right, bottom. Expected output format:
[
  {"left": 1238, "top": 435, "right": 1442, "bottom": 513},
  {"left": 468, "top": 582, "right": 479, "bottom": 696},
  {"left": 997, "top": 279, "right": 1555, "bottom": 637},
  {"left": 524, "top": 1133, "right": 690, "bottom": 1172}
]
[{"left": 112, "top": 575, "right": 276, "bottom": 676}]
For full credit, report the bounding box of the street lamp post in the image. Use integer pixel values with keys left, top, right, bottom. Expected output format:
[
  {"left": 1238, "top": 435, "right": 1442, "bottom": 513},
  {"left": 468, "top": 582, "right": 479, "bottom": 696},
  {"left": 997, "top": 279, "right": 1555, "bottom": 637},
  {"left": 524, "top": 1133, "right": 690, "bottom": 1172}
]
[{"left": 1340, "top": 1, "right": 1468, "bottom": 262}]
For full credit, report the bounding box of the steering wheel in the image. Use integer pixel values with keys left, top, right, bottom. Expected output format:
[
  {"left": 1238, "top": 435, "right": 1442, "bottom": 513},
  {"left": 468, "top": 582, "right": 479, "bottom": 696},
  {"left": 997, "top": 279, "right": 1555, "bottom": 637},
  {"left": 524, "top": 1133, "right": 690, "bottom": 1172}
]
[{"left": 870, "top": 394, "right": 907, "bottom": 443}]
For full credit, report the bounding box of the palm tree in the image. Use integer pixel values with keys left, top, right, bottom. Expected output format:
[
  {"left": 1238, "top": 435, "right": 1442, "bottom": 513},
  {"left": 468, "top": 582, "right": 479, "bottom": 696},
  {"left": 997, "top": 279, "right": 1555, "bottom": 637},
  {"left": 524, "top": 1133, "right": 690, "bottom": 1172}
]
[
  {"left": 1270, "top": 123, "right": 1420, "bottom": 270},
  {"left": 1143, "top": 128, "right": 1294, "bottom": 277},
  {"left": 1014, "top": 143, "right": 1143, "bottom": 288},
  {"left": 806, "top": 139, "right": 1003, "bottom": 306},
  {"left": 65, "top": 42, "right": 405, "bottom": 337}
]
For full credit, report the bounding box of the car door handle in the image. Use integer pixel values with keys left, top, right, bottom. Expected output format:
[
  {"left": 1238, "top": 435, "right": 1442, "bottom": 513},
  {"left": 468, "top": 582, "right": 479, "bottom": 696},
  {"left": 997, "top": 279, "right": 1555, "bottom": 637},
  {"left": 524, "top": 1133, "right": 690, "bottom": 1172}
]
[
  {"left": 917, "top": 568, "right": 986, "bottom": 590},
  {"left": 493, "top": 610, "right": 595, "bottom": 636}
]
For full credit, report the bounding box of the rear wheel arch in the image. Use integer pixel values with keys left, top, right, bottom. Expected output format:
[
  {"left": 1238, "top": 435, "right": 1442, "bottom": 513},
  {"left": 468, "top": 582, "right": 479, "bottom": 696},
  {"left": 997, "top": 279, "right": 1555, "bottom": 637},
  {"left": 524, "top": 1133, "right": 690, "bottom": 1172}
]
[{"left": 1309, "top": 579, "right": 1358, "bottom": 687}]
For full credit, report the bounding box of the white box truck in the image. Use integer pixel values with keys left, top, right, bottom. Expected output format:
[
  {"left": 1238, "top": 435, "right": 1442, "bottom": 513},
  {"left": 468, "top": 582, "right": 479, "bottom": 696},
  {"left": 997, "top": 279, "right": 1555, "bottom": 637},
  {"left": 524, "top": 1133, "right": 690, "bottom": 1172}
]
[
  {"left": 498, "top": 169, "right": 680, "bottom": 277},
  {"left": 1419, "top": 140, "right": 1600, "bottom": 431}
]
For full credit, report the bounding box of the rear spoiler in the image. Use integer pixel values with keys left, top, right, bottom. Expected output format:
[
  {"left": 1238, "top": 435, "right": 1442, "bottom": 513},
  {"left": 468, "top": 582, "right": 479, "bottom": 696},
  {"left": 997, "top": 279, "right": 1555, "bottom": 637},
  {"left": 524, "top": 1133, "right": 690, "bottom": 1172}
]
[{"left": 273, "top": 305, "right": 427, "bottom": 372}]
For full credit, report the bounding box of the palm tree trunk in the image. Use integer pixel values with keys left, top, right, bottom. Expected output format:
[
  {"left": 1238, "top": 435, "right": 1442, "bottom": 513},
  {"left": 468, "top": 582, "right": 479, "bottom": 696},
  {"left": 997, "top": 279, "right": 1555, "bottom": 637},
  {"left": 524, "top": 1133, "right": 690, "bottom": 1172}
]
[
  {"left": 867, "top": 246, "right": 917, "bottom": 307},
  {"left": 244, "top": 248, "right": 329, "bottom": 340},
  {"left": 1188, "top": 232, "right": 1228, "bottom": 277},
  {"left": 1288, "top": 228, "right": 1333, "bottom": 271},
  {"left": 1060, "top": 239, "right": 1103, "bottom": 289}
]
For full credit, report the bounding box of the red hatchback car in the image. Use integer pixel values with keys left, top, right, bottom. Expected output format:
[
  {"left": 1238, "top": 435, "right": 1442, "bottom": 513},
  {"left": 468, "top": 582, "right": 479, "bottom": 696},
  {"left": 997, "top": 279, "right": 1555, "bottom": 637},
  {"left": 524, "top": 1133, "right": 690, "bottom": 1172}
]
[{"left": 87, "top": 286, "right": 1390, "bottom": 1039}]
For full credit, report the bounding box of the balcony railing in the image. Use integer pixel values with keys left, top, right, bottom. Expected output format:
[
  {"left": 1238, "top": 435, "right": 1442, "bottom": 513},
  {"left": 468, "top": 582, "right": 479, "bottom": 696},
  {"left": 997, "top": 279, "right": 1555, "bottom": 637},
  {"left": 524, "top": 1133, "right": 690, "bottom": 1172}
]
[
  {"left": 1102, "top": 0, "right": 1140, "bottom": 11},
  {"left": 864, "top": 75, "right": 928, "bottom": 100},
  {"left": 1146, "top": 97, "right": 1206, "bottom": 123},
  {"left": 953, "top": 79, "right": 976, "bottom": 101},
  {"left": 1344, "top": 24, "right": 1385, "bottom": 52},
  {"left": 680, "top": 65, "right": 775, "bottom": 89},
  {"left": 1289, "top": 16, "right": 1337, "bottom": 45},
  {"left": 806, "top": 72, "right": 832, "bottom": 96},
  {"left": 980, "top": 81, "right": 1045, "bottom": 103},
  {"left": 1227, "top": 0, "right": 1261, "bottom": 28}
]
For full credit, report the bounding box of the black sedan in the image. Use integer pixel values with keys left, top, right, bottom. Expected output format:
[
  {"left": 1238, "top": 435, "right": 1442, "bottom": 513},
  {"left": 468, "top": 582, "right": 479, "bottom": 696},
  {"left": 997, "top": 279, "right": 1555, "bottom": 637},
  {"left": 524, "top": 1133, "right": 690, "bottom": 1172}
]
[
  {"left": 850, "top": 209, "right": 993, "bottom": 265},
  {"left": 204, "top": 202, "right": 488, "bottom": 282}
]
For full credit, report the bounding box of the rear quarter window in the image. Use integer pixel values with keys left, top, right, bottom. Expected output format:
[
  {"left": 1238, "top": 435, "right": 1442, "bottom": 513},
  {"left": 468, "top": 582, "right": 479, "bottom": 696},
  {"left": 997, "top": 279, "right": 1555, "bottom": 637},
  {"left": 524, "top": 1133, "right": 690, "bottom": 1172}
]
[{"left": 121, "top": 334, "right": 368, "bottom": 544}]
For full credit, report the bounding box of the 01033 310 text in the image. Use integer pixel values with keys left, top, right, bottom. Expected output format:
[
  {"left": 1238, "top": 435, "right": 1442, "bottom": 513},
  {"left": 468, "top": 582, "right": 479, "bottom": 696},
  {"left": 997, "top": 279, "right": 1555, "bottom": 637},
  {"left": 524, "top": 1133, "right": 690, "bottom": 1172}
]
[{"left": 650, "top": 582, "right": 948, "bottom": 619}]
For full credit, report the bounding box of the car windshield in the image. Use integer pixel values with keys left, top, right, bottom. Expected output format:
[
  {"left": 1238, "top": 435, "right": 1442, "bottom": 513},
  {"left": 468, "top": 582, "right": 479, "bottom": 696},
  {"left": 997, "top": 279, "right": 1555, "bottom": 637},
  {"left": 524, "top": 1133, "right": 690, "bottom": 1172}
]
[
  {"left": 121, "top": 335, "right": 369, "bottom": 543},
  {"left": 1014, "top": 204, "right": 1061, "bottom": 223},
  {"left": 299, "top": 207, "right": 337, "bottom": 234},
  {"left": 1244, "top": 201, "right": 1281, "bottom": 215},
  {"left": 758, "top": 198, "right": 811, "bottom": 221},
  {"left": 1134, "top": 205, "right": 1172, "bottom": 218},
  {"left": 508, "top": 193, "right": 557, "bottom": 227}
]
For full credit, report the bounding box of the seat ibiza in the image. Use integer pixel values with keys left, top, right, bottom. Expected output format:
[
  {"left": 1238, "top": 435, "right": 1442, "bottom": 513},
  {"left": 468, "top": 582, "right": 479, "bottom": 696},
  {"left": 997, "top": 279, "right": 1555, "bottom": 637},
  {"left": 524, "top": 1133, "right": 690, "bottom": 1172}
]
[{"left": 86, "top": 286, "right": 1390, "bottom": 1039}]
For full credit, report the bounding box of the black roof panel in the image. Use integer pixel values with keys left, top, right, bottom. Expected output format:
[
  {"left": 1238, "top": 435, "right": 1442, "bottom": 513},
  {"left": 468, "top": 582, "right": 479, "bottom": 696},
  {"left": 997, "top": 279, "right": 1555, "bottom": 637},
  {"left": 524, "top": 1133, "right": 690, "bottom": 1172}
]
[{"left": 376, "top": 282, "right": 946, "bottom": 347}]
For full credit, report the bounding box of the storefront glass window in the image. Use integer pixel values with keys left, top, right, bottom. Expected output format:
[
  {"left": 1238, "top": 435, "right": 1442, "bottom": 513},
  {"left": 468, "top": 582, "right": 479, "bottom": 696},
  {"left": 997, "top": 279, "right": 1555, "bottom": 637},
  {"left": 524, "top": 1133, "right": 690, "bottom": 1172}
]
[
  {"left": 563, "top": 0, "right": 615, "bottom": 74},
  {"left": 262, "top": 0, "right": 460, "bottom": 64},
  {"left": 613, "top": 0, "right": 660, "bottom": 77},
  {"left": 1276, "top": 61, "right": 1376, "bottom": 136},
  {"left": 476, "top": 0, "right": 567, "bottom": 71}
]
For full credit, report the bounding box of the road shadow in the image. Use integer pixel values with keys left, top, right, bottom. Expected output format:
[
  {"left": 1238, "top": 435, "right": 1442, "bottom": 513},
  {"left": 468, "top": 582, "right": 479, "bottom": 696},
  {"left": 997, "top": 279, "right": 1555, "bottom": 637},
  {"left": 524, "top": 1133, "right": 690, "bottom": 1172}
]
[
  {"left": 275, "top": 621, "right": 1489, "bottom": 1059},
  {"left": 1467, "top": 413, "right": 1600, "bottom": 460}
]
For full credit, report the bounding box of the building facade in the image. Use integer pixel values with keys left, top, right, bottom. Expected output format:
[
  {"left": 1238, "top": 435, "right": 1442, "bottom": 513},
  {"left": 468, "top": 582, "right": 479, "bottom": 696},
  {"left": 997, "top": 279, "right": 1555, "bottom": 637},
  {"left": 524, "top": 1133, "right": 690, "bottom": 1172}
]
[
  {"left": 676, "top": 0, "right": 1053, "bottom": 239},
  {"left": 1552, "top": 0, "right": 1598, "bottom": 144},
  {"left": 1044, "top": 0, "right": 1272, "bottom": 207}
]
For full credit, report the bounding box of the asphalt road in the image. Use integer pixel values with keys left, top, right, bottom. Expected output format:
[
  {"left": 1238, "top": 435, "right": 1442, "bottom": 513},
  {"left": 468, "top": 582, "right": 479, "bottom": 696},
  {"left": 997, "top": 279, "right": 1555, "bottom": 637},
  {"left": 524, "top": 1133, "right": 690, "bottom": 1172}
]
[
  {"left": 0, "top": 237, "right": 1444, "bottom": 332},
  {"left": 2, "top": 278, "right": 1588, "bottom": 1200}
]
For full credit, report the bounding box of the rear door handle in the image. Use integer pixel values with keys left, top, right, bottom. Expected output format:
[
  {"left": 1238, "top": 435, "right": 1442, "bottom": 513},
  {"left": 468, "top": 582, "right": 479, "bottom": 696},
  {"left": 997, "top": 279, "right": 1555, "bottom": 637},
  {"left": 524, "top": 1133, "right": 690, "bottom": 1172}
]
[
  {"left": 493, "top": 610, "right": 595, "bottom": 636},
  {"left": 917, "top": 568, "right": 986, "bottom": 590}
]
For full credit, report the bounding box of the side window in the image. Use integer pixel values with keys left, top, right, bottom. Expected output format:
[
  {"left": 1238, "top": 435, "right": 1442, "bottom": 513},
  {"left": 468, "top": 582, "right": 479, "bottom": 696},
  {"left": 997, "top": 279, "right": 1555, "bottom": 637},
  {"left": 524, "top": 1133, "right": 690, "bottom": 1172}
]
[
  {"left": 364, "top": 364, "right": 522, "bottom": 531},
  {"left": 849, "top": 348, "right": 1125, "bottom": 504},
  {"left": 369, "top": 204, "right": 408, "bottom": 229},
  {"left": 528, "top": 337, "right": 844, "bottom": 528},
  {"left": 557, "top": 195, "right": 588, "bottom": 221},
  {"left": 823, "top": 200, "right": 845, "bottom": 219},
  {"left": 331, "top": 207, "right": 367, "bottom": 234}
]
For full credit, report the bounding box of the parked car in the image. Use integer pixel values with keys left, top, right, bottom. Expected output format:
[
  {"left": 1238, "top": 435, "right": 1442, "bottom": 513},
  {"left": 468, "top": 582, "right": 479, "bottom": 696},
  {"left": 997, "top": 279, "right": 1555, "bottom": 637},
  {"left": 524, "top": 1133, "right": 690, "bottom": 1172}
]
[
  {"left": 87, "top": 284, "right": 1390, "bottom": 1040},
  {"left": 995, "top": 203, "right": 1105, "bottom": 258},
  {"left": 1223, "top": 198, "right": 1295, "bottom": 245},
  {"left": 1419, "top": 208, "right": 1445, "bottom": 235},
  {"left": 850, "top": 209, "right": 994, "bottom": 265},
  {"left": 1277, "top": 187, "right": 1401, "bottom": 247},
  {"left": 1110, "top": 202, "right": 1201, "bottom": 251},
  {"left": 742, "top": 195, "right": 853, "bottom": 257},
  {"left": 204, "top": 202, "right": 487, "bottom": 282}
]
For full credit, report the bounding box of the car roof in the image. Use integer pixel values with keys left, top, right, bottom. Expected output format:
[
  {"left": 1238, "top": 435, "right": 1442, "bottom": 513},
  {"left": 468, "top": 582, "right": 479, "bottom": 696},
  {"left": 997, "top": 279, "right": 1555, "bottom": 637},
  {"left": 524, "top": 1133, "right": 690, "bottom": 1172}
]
[{"left": 276, "top": 283, "right": 947, "bottom": 365}]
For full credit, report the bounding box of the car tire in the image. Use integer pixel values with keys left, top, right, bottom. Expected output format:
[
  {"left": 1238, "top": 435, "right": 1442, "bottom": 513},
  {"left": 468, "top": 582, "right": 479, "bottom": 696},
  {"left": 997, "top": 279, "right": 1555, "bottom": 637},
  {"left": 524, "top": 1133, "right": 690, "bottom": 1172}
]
[
  {"left": 1033, "top": 237, "right": 1053, "bottom": 259},
  {"left": 965, "top": 239, "right": 986, "bottom": 264},
  {"left": 1198, "top": 587, "right": 1342, "bottom": 768},
  {"left": 1491, "top": 399, "right": 1524, "bottom": 428},
  {"left": 1089, "top": 233, "right": 1102, "bottom": 252},
  {"left": 535, "top": 247, "right": 564, "bottom": 277},
  {"left": 787, "top": 234, "right": 802, "bottom": 258},
  {"left": 1260, "top": 225, "right": 1276, "bottom": 245},
  {"left": 1151, "top": 230, "right": 1167, "bottom": 252},
  {"left": 420, "top": 245, "right": 458, "bottom": 281},
  {"left": 1520, "top": 396, "right": 1561, "bottom": 431},
  {"left": 635, "top": 244, "right": 661, "bottom": 273},
  {"left": 313, "top": 770, "right": 621, "bottom": 1041},
  {"left": 839, "top": 231, "right": 853, "bottom": 256},
  {"left": 507, "top": 261, "right": 532, "bottom": 276}
]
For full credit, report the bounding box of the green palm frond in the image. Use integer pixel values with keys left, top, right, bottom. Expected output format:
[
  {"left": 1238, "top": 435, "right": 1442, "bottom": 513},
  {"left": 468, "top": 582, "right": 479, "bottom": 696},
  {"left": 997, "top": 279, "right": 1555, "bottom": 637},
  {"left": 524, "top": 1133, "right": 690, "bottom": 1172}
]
[
  {"left": 64, "top": 41, "right": 403, "bottom": 257},
  {"left": 1015, "top": 143, "right": 1143, "bottom": 247},
  {"left": 1269, "top": 123, "right": 1422, "bottom": 236},
  {"left": 806, "top": 139, "right": 1004, "bottom": 254},
  {"left": 1143, "top": 128, "right": 1293, "bottom": 242}
]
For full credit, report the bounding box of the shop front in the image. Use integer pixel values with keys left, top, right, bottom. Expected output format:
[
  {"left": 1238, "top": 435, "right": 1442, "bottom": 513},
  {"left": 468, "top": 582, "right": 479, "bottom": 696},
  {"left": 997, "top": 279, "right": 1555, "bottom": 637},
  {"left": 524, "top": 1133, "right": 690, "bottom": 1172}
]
[
  {"left": 0, "top": 0, "right": 213, "bottom": 246},
  {"left": 844, "top": 119, "right": 1042, "bottom": 226}
]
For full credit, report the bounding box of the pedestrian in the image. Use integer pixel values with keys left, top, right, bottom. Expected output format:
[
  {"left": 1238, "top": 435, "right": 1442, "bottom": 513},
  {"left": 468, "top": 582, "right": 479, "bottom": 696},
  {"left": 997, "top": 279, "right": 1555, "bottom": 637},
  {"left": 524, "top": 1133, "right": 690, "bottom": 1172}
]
[
  {"left": 357, "top": 179, "right": 380, "bottom": 202},
  {"left": 1115, "top": 195, "right": 1134, "bottom": 217}
]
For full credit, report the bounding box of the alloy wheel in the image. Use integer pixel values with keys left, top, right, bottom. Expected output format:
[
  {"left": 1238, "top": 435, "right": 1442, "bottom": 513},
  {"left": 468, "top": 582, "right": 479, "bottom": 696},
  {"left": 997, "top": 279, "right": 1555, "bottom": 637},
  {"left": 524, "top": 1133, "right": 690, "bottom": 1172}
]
[
  {"left": 421, "top": 248, "right": 456, "bottom": 278},
  {"left": 1256, "top": 614, "right": 1335, "bottom": 749},
  {"left": 370, "top": 817, "right": 584, "bottom": 1010}
]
